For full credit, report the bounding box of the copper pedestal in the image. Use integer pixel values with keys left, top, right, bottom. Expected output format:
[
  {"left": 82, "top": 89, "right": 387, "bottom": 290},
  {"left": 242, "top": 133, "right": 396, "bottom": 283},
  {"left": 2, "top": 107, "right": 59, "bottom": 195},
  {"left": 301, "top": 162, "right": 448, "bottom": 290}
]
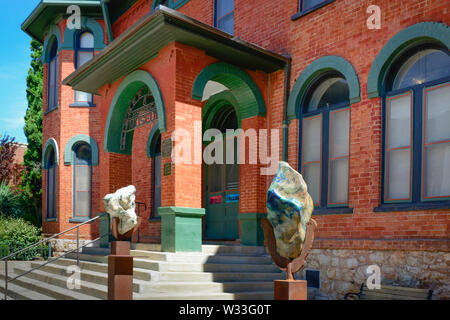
[
  {"left": 274, "top": 280, "right": 307, "bottom": 300},
  {"left": 108, "top": 241, "right": 133, "bottom": 300},
  {"left": 261, "top": 218, "right": 317, "bottom": 301}
]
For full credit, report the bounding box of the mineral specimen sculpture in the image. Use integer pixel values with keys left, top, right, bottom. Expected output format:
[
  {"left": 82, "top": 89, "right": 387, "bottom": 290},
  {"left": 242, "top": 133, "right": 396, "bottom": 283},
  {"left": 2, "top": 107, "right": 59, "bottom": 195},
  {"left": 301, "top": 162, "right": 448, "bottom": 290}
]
[
  {"left": 103, "top": 185, "right": 139, "bottom": 237},
  {"left": 263, "top": 161, "right": 317, "bottom": 280}
]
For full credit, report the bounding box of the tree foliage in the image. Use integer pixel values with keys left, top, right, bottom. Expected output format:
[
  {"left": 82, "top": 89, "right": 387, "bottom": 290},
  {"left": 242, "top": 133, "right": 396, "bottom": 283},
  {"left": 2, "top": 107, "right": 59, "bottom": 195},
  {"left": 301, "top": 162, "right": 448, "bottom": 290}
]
[
  {"left": 0, "top": 135, "right": 18, "bottom": 182},
  {"left": 20, "top": 40, "right": 43, "bottom": 225}
]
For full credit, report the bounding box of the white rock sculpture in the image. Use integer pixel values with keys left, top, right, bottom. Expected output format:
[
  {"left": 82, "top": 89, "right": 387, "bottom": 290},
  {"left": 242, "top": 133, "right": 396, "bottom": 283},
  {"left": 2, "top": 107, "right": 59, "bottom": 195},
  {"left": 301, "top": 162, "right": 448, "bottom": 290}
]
[{"left": 103, "top": 185, "right": 138, "bottom": 235}]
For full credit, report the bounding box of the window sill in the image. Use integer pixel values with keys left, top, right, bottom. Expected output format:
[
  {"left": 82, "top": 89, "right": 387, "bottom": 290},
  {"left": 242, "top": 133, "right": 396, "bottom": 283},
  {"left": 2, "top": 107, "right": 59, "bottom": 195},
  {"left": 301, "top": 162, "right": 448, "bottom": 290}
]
[
  {"left": 44, "top": 106, "right": 59, "bottom": 116},
  {"left": 69, "top": 217, "right": 91, "bottom": 223},
  {"left": 291, "top": 0, "right": 336, "bottom": 21},
  {"left": 374, "top": 202, "right": 450, "bottom": 212},
  {"left": 45, "top": 218, "right": 57, "bottom": 222},
  {"left": 313, "top": 207, "right": 353, "bottom": 215},
  {"left": 69, "top": 102, "right": 96, "bottom": 108}
]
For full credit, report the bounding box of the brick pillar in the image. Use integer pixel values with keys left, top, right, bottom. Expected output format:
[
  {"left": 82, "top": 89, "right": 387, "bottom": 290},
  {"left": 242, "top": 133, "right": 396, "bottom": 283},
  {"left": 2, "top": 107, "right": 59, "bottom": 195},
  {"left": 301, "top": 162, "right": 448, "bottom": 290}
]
[{"left": 238, "top": 116, "right": 268, "bottom": 246}]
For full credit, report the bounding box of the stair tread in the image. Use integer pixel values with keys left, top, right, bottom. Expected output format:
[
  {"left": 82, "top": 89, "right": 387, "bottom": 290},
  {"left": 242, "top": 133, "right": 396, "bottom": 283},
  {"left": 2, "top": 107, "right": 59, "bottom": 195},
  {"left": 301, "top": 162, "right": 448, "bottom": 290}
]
[
  {"left": 0, "top": 271, "right": 100, "bottom": 300},
  {"left": 0, "top": 277, "right": 56, "bottom": 300}
]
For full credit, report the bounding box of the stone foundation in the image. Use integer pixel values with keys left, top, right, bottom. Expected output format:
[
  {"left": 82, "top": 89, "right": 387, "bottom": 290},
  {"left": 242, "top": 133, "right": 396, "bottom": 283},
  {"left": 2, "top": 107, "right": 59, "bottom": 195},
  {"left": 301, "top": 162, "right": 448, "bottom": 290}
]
[
  {"left": 297, "top": 249, "right": 449, "bottom": 300},
  {"left": 48, "top": 239, "right": 96, "bottom": 257}
]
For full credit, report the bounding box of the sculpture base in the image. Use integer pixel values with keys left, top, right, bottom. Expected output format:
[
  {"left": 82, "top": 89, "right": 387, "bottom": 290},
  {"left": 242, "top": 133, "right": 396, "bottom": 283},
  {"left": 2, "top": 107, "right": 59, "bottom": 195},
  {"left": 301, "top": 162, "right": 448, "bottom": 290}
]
[
  {"left": 108, "top": 241, "right": 133, "bottom": 300},
  {"left": 274, "top": 280, "right": 307, "bottom": 300}
]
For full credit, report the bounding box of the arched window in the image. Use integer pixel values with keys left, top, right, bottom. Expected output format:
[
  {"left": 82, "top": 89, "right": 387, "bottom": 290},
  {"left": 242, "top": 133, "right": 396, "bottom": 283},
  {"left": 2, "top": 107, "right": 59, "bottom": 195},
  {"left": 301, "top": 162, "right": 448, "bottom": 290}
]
[
  {"left": 300, "top": 72, "right": 350, "bottom": 208},
  {"left": 46, "top": 148, "right": 57, "bottom": 219},
  {"left": 48, "top": 40, "right": 59, "bottom": 111},
  {"left": 215, "top": 0, "right": 234, "bottom": 35},
  {"left": 382, "top": 45, "right": 450, "bottom": 204},
  {"left": 75, "top": 31, "right": 94, "bottom": 104},
  {"left": 152, "top": 135, "right": 162, "bottom": 218},
  {"left": 73, "top": 143, "right": 92, "bottom": 219}
]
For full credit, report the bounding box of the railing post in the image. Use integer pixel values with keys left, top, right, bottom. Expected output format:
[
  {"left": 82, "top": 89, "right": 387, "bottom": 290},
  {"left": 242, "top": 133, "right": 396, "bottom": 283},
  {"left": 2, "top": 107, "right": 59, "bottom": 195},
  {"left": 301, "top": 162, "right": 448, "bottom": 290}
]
[
  {"left": 76, "top": 228, "right": 80, "bottom": 267},
  {"left": 4, "top": 260, "right": 7, "bottom": 300}
]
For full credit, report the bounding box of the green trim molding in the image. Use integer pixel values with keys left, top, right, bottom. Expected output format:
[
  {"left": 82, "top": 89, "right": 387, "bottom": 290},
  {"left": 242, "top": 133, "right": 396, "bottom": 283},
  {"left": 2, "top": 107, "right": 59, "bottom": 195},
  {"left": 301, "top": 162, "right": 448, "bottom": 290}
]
[
  {"left": 202, "top": 90, "right": 242, "bottom": 130},
  {"left": 158, "top": 207, "right": 205, "bottom": 252},
  {"left": 147, "top": 124, "right": 161, "bottom": 158},
  {"left": 42, "top": 25, "right": 62, "bottom": 63},
  {"left": 367, "top": 22, "right": 450, "bottom": 99},
  {"left": 192, "top": 62, "right": 267, "bottom": 119},
  {"left": 239, "top": 213, "right": 266, "bottom": 246},
  {"left": 42, "top": 138, "right": 59, "bottom": 169},
  {"left": 104, "top": 70, "right": 166, "bottom": 155},
  {"left": 151, "top": 0, "right": 190, "bottom": 10},
  {"left": 61, "top": 16, "right": 107, "bottom": 51},
  {"left": 64, "top": 134, "right": 99, "bottom": 166},
  {"left": 287, "top": 55, "right": 360, "bottom": 120}
]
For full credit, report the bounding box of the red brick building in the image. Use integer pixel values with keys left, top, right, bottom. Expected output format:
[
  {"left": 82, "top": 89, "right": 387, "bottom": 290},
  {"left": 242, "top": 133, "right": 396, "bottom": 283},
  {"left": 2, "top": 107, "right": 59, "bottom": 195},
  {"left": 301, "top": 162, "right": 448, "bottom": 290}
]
[
  {"left": 22, "top": 0, "right": 449, "bottom": 298},
  {"left": 6, "top": 143, "right": 27, "bottom": 189}
]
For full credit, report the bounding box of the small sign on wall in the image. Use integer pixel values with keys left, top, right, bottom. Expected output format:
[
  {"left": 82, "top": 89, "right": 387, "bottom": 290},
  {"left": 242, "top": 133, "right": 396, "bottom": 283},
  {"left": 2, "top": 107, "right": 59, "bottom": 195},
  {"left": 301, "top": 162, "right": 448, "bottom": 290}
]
[
  {"left": 209, "top": 196, "right": 222, "bottom": 204},
  {"left": 162, "top": 138, "right": 172, "bottom": 159},
  {"left": 164, "top": 163, "right": 172, "bottom": 176}
]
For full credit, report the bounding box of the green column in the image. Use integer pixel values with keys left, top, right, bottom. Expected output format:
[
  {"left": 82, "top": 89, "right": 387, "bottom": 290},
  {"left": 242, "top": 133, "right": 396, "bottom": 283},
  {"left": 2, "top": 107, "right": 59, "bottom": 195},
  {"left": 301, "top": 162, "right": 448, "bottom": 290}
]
[
  {"left": 239, "top": 213, "right": 266, "bottom": 246},
  {"left": 159, "top": 207, "right": 205, "bottom": 252}
]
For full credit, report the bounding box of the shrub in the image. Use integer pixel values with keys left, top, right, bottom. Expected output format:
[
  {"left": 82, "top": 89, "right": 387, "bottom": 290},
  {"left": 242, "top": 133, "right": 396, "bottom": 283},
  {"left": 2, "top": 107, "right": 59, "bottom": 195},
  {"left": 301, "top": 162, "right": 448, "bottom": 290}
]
[
  {"left": 0, "top": 182, "right": 24, "bottom": 218},
  {"left": 0, "top": 215, "right": 47, "bottom": 260}
]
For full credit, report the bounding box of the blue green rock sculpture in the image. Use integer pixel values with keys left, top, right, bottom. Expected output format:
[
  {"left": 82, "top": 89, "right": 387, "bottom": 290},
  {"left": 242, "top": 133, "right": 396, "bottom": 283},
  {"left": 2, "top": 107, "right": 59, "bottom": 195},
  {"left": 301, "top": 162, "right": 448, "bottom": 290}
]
[{"left": 267, "top": 161, "right": 314, "bottom": 259}]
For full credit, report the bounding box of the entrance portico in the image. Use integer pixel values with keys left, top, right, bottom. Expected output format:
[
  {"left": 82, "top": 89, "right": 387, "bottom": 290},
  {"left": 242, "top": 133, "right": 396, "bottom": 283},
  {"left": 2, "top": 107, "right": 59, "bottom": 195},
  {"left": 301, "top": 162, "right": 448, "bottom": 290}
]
[{"left": 63, "top": 7, "right": 288, "bottom": 251}]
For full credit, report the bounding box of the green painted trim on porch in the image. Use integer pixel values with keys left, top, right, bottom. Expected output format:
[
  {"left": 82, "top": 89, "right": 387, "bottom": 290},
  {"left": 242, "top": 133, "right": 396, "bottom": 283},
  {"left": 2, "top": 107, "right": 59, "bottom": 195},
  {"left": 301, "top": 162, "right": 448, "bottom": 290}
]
[
  {"left": 147, "top": 125, "right": 161, "bottom": 158},
  {"left": 63, "top": 134, "right": 99, "bottom": 166},
  {"left": 42, "top": 138, "right": 59, "bottom": 169},
  {"left": 202, "top": 90, "right": 242, "bottom": 131},
  {"left": 192, "top": 62, "right": 267, "bottom": 119},
  {"left": 158, "top": 207, "right": 205, "bottom": 252},
  {"left": 104, "top": 70, "right": 166, "bottom": 155},
  {"left": 238, "top": 213, "right": 266, "bottom": 246},
  {"left": 42, "top": 25, "right": 61, "bottom": 63},
  {"left": 367, "top": 22, "right": 450, "bottom": 99},
  {"left": 287, "top": 56, "right": 360, "bottom": 120},
  {"left": 61, "top": 16, "right": 107, "bottom": 50}
]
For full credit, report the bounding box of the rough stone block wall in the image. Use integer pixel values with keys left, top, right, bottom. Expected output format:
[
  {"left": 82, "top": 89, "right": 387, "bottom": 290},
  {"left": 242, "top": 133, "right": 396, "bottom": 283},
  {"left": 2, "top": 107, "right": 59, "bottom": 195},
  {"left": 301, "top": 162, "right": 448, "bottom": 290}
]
[{"left": 299, "top": 249, "right": 449, "bottom": 300}]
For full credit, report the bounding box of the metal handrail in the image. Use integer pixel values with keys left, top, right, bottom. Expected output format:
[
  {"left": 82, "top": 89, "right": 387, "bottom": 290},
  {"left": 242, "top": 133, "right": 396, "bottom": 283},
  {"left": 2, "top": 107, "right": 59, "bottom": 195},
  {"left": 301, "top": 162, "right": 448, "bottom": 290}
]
[{"left": 2, "top": 212, "right": 109, "bottom": 300}]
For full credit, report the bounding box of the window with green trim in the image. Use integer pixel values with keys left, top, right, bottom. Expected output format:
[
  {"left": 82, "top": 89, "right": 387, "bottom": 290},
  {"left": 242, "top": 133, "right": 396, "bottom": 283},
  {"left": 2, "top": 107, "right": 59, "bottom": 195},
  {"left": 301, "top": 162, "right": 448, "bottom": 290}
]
[
  {"left": 215, "top": 0, "right": 234, "bottom": 35},
  {"left": 299, "top": 72, "right": 351, "bottom": 209},
  {"left": 74, "top": 31, "right": 95, "bottom": 104},
  {"left": 73, "top": 143, "right": 92, "bottom": 219},
  {"left": 47, "top": 40, "right": 59, "bottom": 111},
  {"left": 46, "top": 147, "right": 57, "bottom": 219},
  {"left": 382, "top": 44, "right": 450, "bottom": 205}
]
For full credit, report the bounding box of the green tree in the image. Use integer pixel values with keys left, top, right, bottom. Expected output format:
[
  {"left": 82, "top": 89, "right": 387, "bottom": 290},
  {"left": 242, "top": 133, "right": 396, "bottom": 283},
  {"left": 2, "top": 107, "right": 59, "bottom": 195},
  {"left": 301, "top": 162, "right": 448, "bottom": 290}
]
[{"left": 20, "top": 40, "right": 43, "bottom": 226}]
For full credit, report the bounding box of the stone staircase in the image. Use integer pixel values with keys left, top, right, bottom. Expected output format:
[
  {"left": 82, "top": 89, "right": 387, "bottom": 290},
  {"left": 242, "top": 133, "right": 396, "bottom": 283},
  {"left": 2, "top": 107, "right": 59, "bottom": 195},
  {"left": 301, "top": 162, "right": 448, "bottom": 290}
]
[{"left": 0, "top": 244, "right": 285, "bottom": 300}]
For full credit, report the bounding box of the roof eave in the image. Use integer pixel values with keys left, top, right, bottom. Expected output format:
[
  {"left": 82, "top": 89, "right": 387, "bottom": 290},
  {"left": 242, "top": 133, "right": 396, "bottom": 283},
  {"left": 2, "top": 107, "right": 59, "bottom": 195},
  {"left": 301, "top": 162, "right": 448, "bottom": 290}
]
[{"left": 63, "top": 7, "right": 288, "bottom": 93}]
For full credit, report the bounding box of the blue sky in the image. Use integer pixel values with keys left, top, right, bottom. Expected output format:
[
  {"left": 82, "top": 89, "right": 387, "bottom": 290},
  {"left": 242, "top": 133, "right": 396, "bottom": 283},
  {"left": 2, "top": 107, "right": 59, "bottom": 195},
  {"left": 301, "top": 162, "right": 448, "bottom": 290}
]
[{"left": 0, "top": 0, "right": 41, "bottom": 143}]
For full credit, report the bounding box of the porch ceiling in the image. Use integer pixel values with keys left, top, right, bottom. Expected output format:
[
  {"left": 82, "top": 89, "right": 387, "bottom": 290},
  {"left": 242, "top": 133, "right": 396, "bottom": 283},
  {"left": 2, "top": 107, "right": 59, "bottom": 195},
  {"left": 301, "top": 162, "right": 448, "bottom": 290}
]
[{"left": 63, "top": 6, "right": 289, "bottom": 94}]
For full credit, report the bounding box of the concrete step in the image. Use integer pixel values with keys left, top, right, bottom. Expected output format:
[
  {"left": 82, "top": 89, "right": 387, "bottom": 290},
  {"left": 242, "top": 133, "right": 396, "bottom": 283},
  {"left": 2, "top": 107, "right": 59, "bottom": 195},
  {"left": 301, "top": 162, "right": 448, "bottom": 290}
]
[
  {"left": 133, "top": 259, "right": 280, "bottom": 273},
  {"left": 135, "top": 281, "right": 274, "bottom": 295},
  {"left": 130, "top": 244, "right": 267, "bottom": 256},
  {"left": 131, "top": 250, "right": 272, "bottom": 264},
  {"left": 0, "top": 272, "right": 100, "bottom": 300},
  {"left": 0, "top": 278, "right": 56, "bottom": 300},
  {"left": 12, "top": 266, "right": 107, "bottom": 299},
  {"left": 27, "top": 263, "right": 148, "bottom": 293},
  {"left": 155, "top": 271, "right": 285, "bottom": 282},
  {"left": 47, "top": 258, "right": 153, "bottom": 281},
  {"left": 135, "top": 291, "right": 274, "bottom": 300},
  {"left": 81, "top": 247, "right": 110, "bottom": 255}
]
